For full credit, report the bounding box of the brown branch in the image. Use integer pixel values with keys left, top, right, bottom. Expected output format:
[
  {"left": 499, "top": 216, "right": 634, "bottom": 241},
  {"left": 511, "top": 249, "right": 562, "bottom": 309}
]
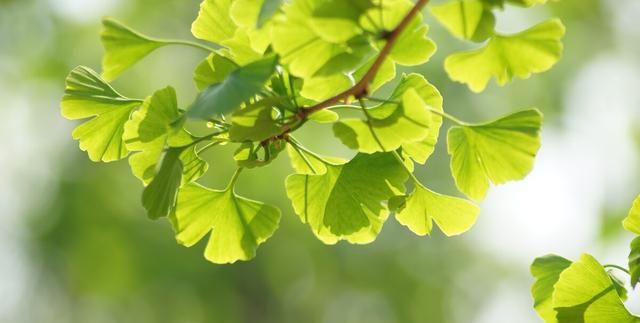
[{"left": 295, "top": 0, "right": 430, "bottom": 120}]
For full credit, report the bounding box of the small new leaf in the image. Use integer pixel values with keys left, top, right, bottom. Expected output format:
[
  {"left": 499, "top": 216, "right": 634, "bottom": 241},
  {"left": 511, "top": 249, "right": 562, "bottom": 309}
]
[
  {"left": 447, "top": 109, "right": 543, "bottom": 200},
  {"left": 286, "top": 153, "right": 408, "bottom": 244},
  {"left": 188, "top": 56, "right": 278, "bottom": 118},
  {"left": 101, "top": 18, "right": 166, "bottom": 81},
  {"left": 170, "top": 183, "right": 281, "bottom": 264},
  {"left": 61, "top": 66, "right": 142, "bottom": 162},
  {"left": 444, "top": 19, "right": 565, "bottom": 92}
]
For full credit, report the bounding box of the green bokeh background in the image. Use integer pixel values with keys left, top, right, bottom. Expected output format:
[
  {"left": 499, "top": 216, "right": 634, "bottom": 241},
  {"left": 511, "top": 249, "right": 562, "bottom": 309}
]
[{"left": 1, "top": 0, "right": 638, "bottom": 322}]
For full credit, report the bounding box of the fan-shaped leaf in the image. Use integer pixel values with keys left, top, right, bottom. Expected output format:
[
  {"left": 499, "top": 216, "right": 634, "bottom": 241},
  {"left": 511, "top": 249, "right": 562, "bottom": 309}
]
[{"left": 530, "top": 255, "right": 573, "bottom": 323}]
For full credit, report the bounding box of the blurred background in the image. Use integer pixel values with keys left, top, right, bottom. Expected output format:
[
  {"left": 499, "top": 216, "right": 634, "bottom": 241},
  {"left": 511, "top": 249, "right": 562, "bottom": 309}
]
[{"left": 1, "top": 0, "right": 639, "bottom": 322}]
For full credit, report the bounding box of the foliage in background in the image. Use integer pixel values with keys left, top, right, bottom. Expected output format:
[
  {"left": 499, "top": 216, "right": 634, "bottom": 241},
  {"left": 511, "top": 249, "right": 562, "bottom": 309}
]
[{"left": 531, "top": 196, "right": 640, "bottom": 322}]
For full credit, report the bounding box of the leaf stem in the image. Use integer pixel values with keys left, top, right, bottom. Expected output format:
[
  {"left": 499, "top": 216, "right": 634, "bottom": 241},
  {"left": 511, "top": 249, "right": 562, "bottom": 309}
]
[
  {"left": 359, "top": 98, "right": 387, "bottom": 151},
  {"left": 226, "top": 168, "right": 244, "bottom": 191},
  {"left": 604, "top": 264, "right": 630, "bottom": 275},
  {"left": 391, "top": 151, "right": 421, "bottom": 186},
  {"left": 164, "top": 39, "right": 216, "bottom": 52}
]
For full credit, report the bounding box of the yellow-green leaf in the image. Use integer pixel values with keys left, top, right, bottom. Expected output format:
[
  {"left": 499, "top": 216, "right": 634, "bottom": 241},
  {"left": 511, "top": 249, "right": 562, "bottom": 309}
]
[
  {"left": 623, "top": 195, "right": 640, "bottom": 235},
  {"left": 430, "top": 0, "right": 496, "bottom": 42}
]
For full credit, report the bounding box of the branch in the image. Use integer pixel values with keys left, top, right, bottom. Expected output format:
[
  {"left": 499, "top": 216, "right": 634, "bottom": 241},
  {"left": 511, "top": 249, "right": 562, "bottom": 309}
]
[{"left": 295, "top": 0, "right": 430, "bottom": 119}]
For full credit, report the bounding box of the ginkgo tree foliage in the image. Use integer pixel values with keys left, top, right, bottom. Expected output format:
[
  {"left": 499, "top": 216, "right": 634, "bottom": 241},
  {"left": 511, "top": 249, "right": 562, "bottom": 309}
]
[
  {"left": 61, "top": 0, "right": 565, "bottom": 264},
  {"left": 530, "top": 195, "right": 640, "bottom": 322}
]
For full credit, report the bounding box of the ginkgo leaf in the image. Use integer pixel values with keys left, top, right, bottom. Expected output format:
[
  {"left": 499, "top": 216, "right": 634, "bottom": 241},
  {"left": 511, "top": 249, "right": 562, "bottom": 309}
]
[
  {"left": 100, "top": 18, "right": 167, "bottom": 81},
  {"left": 193, "top": 53, "right": 238, "bottom": 91},
  {"left": 300, "top": 74, "right": 352, "bottom": 102},
  {"left": 258, "top": 0, "right": 283, "bottom": 27},
  {"left": 333, "top": 74, "right": 437, "bottom": 154},
  {"left": 444, "top": 18, "right": 565, "bottom": 92},
  {"left": 630, "top": 237, "right": 640, "bottom": 288},
  {"left": 308, "top": 110, "right": 340, "bottom": 124},
  {"left": 271, "top": 0, "right": 374, "bottom": 78},
  {"left": 229, "top": 105, "right": 282, "bottom": 142},
  {"left": 552, "top": 254, "right": 639, "bottom": 323},
  {"left": 61, "top": 66, "right": 143, "bottom": 162},
  {"left": 188, "top": 55, "right": 277, "bottom": 118},
  {"left": 192, "top": 0, "right": 237, "bottom": 44},
  {"left": 286, "top": 144, "right": 328, "bottom": 175},
  {"left": 234, "top": 140, "right": 286, "bottom": 169},
  {"left": 623, "top": 195, "right": 640, "bottom": 235},
  {"left": 142, "top": 149, "right": 183, "bottom": 219},
  {"left": 170, "top": 183, "right": 281, "bottom": 264},
  {"left": 285, "top": 153, "right": 408, "bottom": 244},
  {"left": 393, "top": 184, "right": 480, "bottom": 236},
  {"left": 123, "top": 87, "right": 204, "bottom": 185},
  {"left": 530, "top": 254, "right": 573, "bottom": 323},
  {"left": 447, "top": 109, "right": 543, "bottom": 200},
  {"left": 309, "top": 0, "right": 374, "bottom": 43},
  {"left": 353, "top": 56, "right": 396, "bottom": 94},
  {"left": 430, "top": 0, "right": 496, "bottom": 42}
]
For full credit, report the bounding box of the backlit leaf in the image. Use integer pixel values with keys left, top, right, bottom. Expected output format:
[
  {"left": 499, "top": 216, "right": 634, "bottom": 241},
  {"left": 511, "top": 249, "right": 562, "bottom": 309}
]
[
  {"left": 447, "top": 109, "right": 543, "bottom": 200},
  {"left": 285, "top": 153, "right": 408, "bottom": 244},
  {"left": 430, "top": 0, "right": 496, "bottom": 42},
  {"left": 229, "top": 105, "right": 282, "bottom": 142},
  {"left": 142, "top": 148, "right": 183, "bottom": 219},
  {"left": 623, "top": 195, "right": 640, "bottom": 234},
  {"left": 61, "top": 66, "right": 142, "bottom": 162},
  {"left": 530, "top": 254, "right": 573, "bottom": 323},
  {"left": 171, "top": 183, "right": 281, "bottom": 264},
  {"left": 193, "top": 53, "right": 238, "bottom": 91},
  {"left": 444, "top": 19, "right": 565, "bottom": 92}
]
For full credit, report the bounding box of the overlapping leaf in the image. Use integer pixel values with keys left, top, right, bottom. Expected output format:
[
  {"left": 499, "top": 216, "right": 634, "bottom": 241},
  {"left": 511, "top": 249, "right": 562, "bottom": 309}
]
[
  {"left": 444, "top": 19, "right": 565, "bottom": 92},
  {"left": 286, "top": 153, "right": 408, "bottom": 244},
  {"left": 123, "top": 87, "right": 206, "bottom": 185},
  {"left": 189, "top": 55, "right": 277, "bottom": 118},
  {"left": 530, "top": 255, "right": 573, "bottom": 323},
  {"left": 193, "top": 53, "right": 238, "bottom": 91},
  {"left": 430, "top": 0, "right": 495, "bottom": 42},
  {"left": 623, "top": 195, "right": 640, "bottom": 235},
  {"left": 552, "top": 254, "right": 639, "bottom": 323},
  {"left": 171, "top": 183, "right": 281, "bottom": 264},
  {"left": 333, "top": 74, "right": 442, "bottom": 155},
  {"left": 61, "top": 66, "right": 142, "bottom": 162},
  {"left": 447, "top": 109, "right": 543, "bottom": 200}
]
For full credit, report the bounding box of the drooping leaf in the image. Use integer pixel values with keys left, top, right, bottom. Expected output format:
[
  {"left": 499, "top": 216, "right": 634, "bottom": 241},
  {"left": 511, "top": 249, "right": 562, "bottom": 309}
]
[
  {"left": 623, "top": 195, "right": 640, "bottom": 235},
  {"left": 100, "top": 18, "right": 167, "bottom": 81},
  {"left": 393, "top": 184, "right": 480, "bottom": 236},
  {"left": 142, "top": 148, "right": 183, "bottom": 219},
  {"left": 447, "top": 109, "right": 543, "bottom": 200},
  {"left": 430, "top": 0, "right": 496, "bottom": 42},
  {"left": 630, "top": 237, "right": 640, "bottom": 288},
  {"left": 123, "top": 87, "right": 204, "bottom": 185},
  {"left": 271, "top": 0, "right": 374, "bottom": 78},
  {"left": 530, "top": 255, "right": 573, "bottom": 323},
  {"left": 333, "top": 74, "right": 439, "bottom": 154},
  {"left": 444, "top": 19, "right": 565, "bottom": 92},
  {"left": 188, "top": 55, "right": 278, "bottom": 118},
  {"left": 285, "top": 153, "right": 408, "bottom": 244},
  {"left": 229, "top": 105, "right": 282, "bottom": 142},
  {"left": 552, "top": 254, "right": 639, "bottom": 323},
  {"left": 170, "top": 183, "right": 281, "bottom": 264},
  {"left": 61, "top": 66, "right": 142, "bottom": 162},
  {"left": 193, "top": 53, "right": 238, "bottom": 91}
]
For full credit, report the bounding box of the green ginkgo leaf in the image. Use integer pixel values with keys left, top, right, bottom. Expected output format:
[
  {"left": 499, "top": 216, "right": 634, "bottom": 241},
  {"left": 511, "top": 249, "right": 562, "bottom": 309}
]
[
  {"left": 394, "top": 184, "right": 480, "bottom": 236},
  {"left": 192, "top": 0, "right": 237, "bottom": 45},
  {"left": 286, "top": 153, "right": 408, "bottom": 244},
  {"left": 444, "top": 18, "right": 565, "bottom": 92},
  {"left": 170, "top": 183, "right": 281, "bottom": 264},
  {"left": 142, "top": 148, "right": 183, "bottom": 219},
  {"left": 353, "top": 56, "right": 396, "bottom": 94},
  {"left": 229, "top": 105, "right": 282, "bottom": 142},
  {"left": 333, "top": 74, "right": 438, "bottom": 154},
  {"left": 630, "top": 237, "right": 640, "bottom": 288},
  {"left": 309, "top": 0, "right": 374, "bottom": 43},
  {"left": 193, "top": 53, "right": 238, "bottom": 91},
  {"left": 123, "top": 87, "right": 204, "bottom": 185},
  {"left": 447, "top": 109, "right": 542, "bottom": 200},
  {"left": 623, "top": 195, "right": 640, "bottom": 235},
  {"left": 258, "top": 0, "right": 283, "bottom": 27},
  {"left": 430, "top": 0, "right": 496, "bottom": 42},
  {"left": 100, "top": 18, "right": 168, "bottom": 81},
  {"left": 552, "top": 254, "right": 639, "bottom": 323},
  {"left": 530, "top": 254, "right": 573, "bottom": 323},
  {"left": 188, "top": 55, "right": 278, "bottom": 118},
  {"left": 61, "top": 66, "right": 143, "bottom": 162},
  {"left": 271, "top": 0, "right": 374, "bottom": 78},
  {"left": 300, "top": 74, "right": 352, "bottom": 102}
]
